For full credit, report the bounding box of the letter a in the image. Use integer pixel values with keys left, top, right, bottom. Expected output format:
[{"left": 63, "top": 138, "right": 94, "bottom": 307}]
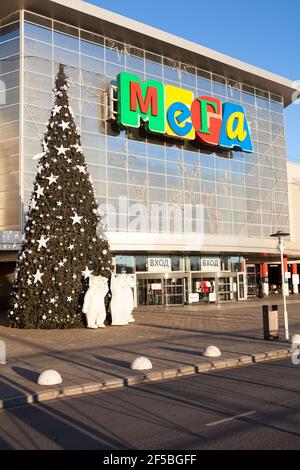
[{"left": 219, "top": 103, "right": 253, "bottom": 152}]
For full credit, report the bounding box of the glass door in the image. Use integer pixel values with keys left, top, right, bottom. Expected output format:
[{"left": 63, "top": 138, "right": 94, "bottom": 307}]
[
  {"left": 247, "top": 265, "right": 257, "bottom": 296},
  {"left": 218, "top": 276, "right": 237, "bottom": 301},
  {"left": 237, "top": 272, "right": 246, "bottom": 300},
  {"left": 137, "top": 278, "right": 163, "bottom": 305},
  {"left": 192, "top": 276, "right": 216, "bottom": 303},
  {"left": 148, "top": 278, "right": 163, "bottom": 305},
  {"left": 164, "top": 278, "right": 184, "bottom": 305}
]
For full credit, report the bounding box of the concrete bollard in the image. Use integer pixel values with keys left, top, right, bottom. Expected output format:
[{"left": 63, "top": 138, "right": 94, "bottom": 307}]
[
  {"left": 203, "top": 345, "right": 221, "bottom": 358},
  {"left": 37, "top": 370, "right": 62, "bottom": 386},
  {"left": 0, "top": 340, "right": 6, "bottom": 365},
  {"left": 131, "top": 356, "right": 152, "bottom": 371},
  {"left": 291, "top": 334, "right": 300, "bottom": 346}
]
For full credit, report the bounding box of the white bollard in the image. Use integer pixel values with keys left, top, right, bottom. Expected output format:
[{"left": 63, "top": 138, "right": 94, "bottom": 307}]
[
  {"left": 37, "top": 370, "right": 62, "bottom": 386},
  {"left": 203, "top": 345, "right": 221, "bottom": 358},
  {"left": 131, "top": 356, "right": 152, "bottom": 371},
  {"left": 291, "top": 334, "right": 300, "bottom": 366},
  {"left": 0, "top": 340, "right": 6, "bottom": 364},
  {"left": 291, "top": 334, "right": 300, "bottom": 346}
]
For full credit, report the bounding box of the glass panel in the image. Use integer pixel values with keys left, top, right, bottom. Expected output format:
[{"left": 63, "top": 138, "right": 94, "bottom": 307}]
[
  {"left": 135, "top": 256, "right": 147, "bottom": 272},
  {"left": 81, "top": 56, "right": 104, "bottom": 74},
  {"left": 105, "top": 38, "right": 125, "bottom": 65},
  {"left": 146, "top": 52, "right": 162, "bottom": 77},
  {"left": 24, "top": 22, "right": 52, "bottom": 43},
  {"left": 0, "top": 38, "right": 19, "bottom": 58},
  {"left": 24, "top": 55, "right": 51, "bottom": 75},
  {"left": 24, "top": 12, "right": 51, "bottom": 28},
  {"left": 171, "top": 256, "right": 181, "bottom": 271},
  {"left": 54, "top": 21, "right": 78, "bottom": 38},
  {"left": 0, "top": 71, "right": 19, "bottom": 89},
  {"left": 190, "top": 256, "right": 201, "bottom": 271},
  {"left": 54, "top": 47, "right": 79, "bottom": 68},
  {"left": 125, "top": 45, "right": 144, "bottom": 72},
  {"left": 115, "top": 255, "right": 134, "bottom": 274},
  {"left": 0, "top": 86, "right": 18, "bottom": 106},
  {"left": 0, "top": 22, "right": 19, "bottom": 42},
  {"left": 54, "top": 31, "right": 79, "bottom": 51},
  {"left": 80, "top": 39, "right": 104, "bottom": 59},
  {"left": 24, "top": 38, "right": 52, "bottom": 59}
]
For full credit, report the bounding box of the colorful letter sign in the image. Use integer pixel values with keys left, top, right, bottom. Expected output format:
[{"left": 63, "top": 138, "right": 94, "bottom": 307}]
[
  {"left": 116, "top": 72, "right": 253, "bottom": 152},
  {"left": 165, "top": 84, "right": 195, "bottom": 140},
  {"left": 117, "top": 72, "right": 165, "bottom": 133},
  {"left": 218, "top": 102, "right": 253, "bottom": 150},
  {"left": 191, "top": 96, "right": 222, "bottom": 146}
]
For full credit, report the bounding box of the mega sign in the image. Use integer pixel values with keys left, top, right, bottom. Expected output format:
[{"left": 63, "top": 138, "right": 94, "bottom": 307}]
[{"left": 116, "top": 72, "right": 253, "bottom": 152}]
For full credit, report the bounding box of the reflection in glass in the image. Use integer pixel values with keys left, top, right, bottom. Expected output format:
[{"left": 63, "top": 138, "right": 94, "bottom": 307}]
[
  {"left": 13, "top": 12, "right": 289, "bottom": 238},
  {"left": 115, "top": 255, "right": 134, "bottom": 274}
]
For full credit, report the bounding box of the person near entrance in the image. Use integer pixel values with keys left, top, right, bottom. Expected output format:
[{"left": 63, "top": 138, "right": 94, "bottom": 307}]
[
  {"left": 202, "top": 280, "right": 210, "bottom": 303},
  {"left": 258, "top": 280, "right": 264, "bottom": 298},
  {"left": 197, "top": 284, "right": 203, "bottom": 301},
  {"left": 148, "top": 286, "right": 155, "bottom": 305}
]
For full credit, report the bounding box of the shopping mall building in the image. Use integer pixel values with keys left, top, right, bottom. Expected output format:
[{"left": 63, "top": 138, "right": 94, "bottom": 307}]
[{"left": 1, "top": 0, "right": 300, "bottom": 308}]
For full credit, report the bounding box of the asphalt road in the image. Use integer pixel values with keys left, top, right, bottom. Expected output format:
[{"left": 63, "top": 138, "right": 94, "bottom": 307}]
[{"left": 0, "top": 359, "right": 299, "bottom": 450}]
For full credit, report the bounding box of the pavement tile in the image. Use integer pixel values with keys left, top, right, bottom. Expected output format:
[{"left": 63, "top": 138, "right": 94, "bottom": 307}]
[
  {"left": 36, "top": 389, "right": 60, "bottom": 402},
  {"left": 145, "top": 371, "right": 163, "bottom": 382},
  {"left": 238, "top": 356, "right": 253, "bottom": 364},
  {"left": 225, "top": 358, "right": 240, "bottom": 367},
  {"left": 252, "top": 353, "right": 267, "bottom": 362},
  {"left": 125, "top": 375, "right": 146, "bottom": 386},
  {"left": 196, "top": 363, "right": 212, "bottom": 373},
  {"left": 103, "top": 379, "right": 124, "bottom": 390},
  {"left": 212, "top": 360, "right": 227, "bottom": 369},
  {"left": 161, "top": 369, "right": 179, "bottom": 379},
  {"left": 0, "top": 299, "right": 299, "bottom": 404}
]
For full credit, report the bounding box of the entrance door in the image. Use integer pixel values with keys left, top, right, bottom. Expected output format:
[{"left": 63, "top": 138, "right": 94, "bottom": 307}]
[
  {"left": 137, "top": 278, "right": 163, "bottom": 305},
  {"left": 164, "top": 278, "right": 184, "bottom": 305},
  {"left": 137, "top": 275, "right": 187, "bottom": 306},
  {"left": 218, "top": 276, "right": 237, "bottom": 301},
  {"left": 237, "top": 272, "right": 246, "bottom": 300},
  {"left": 247, "top": 265, "right": 258, "bottom": 296},
  {"left": 192, "top": 276, "right": 216, "bottom": 303}
]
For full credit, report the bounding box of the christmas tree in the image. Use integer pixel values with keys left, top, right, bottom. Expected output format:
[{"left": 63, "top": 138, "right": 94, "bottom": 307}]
[{"left": 9, "top": 64, "right": 112, "bottom": 329}]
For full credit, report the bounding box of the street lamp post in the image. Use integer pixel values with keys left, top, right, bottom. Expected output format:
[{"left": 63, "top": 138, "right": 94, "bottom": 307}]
[{"left": 270, "top": 230, "right": 290, "bottom": 341}]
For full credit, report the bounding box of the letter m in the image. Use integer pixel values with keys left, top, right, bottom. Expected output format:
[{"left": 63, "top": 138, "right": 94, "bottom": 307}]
[{"left": 117, "top": 72, "right": 165, "bottom": 133}]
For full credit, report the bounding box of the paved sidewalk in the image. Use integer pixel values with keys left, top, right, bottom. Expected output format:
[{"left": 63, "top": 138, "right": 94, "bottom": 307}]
[{"left": 0, "top": 297, "right": 299, "bottom": 407}]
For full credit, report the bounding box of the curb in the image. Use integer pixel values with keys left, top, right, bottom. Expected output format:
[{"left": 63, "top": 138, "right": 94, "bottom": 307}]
[{"left": 0, "top": 348, "right": 292, "bottom": 410}]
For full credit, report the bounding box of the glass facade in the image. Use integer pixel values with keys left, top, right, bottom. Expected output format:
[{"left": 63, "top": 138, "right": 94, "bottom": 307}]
[
  {"left": 0, "top": 10, "right": 290, "bottom": 240},
  {"left": 0, "top": 12, "right": 20, "bottom": 230}
]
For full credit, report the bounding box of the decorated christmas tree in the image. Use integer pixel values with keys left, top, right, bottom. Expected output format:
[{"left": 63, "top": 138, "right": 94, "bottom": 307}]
[{"left": 9, "top": 64, "right": 112, "bottom": 329}]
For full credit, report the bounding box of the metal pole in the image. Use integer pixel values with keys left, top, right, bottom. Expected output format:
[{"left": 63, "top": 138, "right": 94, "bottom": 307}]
[{"left": 279, "top": 236, "right": 289, "bottom": 340}]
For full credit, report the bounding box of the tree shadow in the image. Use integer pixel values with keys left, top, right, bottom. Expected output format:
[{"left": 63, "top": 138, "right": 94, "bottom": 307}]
[{"left": 0, "top": 311, "right": 9, "bottom": 327}]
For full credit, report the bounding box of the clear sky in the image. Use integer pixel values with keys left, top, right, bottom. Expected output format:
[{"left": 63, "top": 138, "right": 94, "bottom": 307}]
[{"left": 86, "top": 0, "right": 300, "bottom": 161}]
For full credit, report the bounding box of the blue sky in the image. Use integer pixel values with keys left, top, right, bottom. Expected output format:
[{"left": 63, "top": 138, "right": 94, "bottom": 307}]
[{"left": 86, "top": 0, "right": 300, "bottom": 161}]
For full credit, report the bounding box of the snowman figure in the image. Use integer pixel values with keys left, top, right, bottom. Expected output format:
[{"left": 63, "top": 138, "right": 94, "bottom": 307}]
[{"left": 82, "top": 275, "right": 109, "bottom": 328}]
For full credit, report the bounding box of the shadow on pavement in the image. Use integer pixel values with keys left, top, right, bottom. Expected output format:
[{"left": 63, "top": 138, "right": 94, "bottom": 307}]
[{"left": 12, "top": 367, "right": 40, "bottom": 384}]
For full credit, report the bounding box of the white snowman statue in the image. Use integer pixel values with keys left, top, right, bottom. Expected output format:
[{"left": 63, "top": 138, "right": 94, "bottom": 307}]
[{"left": 82, "top": 275, "right": 109, "bottom": 328}]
